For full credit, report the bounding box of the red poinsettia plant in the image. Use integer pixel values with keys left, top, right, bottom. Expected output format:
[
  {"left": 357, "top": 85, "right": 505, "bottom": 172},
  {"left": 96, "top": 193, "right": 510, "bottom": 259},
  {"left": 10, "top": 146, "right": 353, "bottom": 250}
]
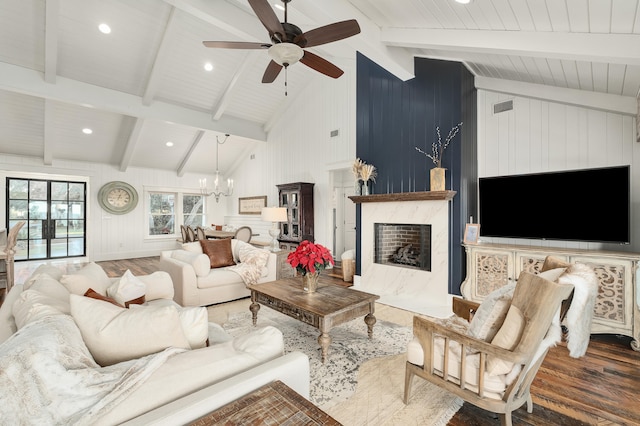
[{"left": 287, "top": 240, "right": 335, "bottom": 276}]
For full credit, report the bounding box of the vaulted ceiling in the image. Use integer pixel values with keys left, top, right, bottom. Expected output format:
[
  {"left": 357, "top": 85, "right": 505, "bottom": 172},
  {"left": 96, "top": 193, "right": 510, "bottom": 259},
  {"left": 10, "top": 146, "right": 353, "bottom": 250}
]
[{"left": 1, "top": 0, "right": 638, "bottom": 176}]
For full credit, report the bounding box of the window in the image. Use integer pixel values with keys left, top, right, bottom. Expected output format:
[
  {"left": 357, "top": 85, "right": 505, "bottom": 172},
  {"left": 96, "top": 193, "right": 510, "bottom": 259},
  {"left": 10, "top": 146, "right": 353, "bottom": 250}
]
[
  {"left": 183, "top": 194, "right": 204, "bottom": 227},
  {"left": 146, "top": 190, "right": 205, "bottom": 238}
]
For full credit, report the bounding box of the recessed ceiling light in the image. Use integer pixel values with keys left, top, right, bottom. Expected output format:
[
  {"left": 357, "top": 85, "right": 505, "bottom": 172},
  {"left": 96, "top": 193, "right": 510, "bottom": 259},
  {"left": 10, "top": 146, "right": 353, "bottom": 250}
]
[
  {"left": 82, "top": 128, "right": 93, "bottom": 135},
  {"left": 98, "top": 23, "right": 111, "bottom": 34},
  {"left": 166, "top": 141, "right": 174, "bottom": 147},
  {"left": 455, "top": 0, "right": 472, "bottom": 4},
  {"left": 204, "top": 62, "right": 214, "bottom": 72}
]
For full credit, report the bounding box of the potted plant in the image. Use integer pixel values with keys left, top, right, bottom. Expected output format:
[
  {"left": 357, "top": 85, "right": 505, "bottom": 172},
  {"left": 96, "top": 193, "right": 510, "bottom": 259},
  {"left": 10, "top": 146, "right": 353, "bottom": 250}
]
[{"left": 287, "top": 240, "right": 335, "bottom": 293}]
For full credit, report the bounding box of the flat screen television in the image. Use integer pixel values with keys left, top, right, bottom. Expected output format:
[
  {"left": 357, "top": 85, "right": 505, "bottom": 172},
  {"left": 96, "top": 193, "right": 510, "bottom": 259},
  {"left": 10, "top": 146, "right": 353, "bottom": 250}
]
[{"left": 478, "top": 165, "right": 630, "bottom": 244}]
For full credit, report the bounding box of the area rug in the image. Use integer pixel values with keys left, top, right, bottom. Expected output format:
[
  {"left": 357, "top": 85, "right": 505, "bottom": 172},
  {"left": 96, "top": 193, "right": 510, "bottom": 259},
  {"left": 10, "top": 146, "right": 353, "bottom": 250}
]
[
  {"left": 325, "top": 353, "right": 463, "bottom": 426},
  {"left": 223, "top": 309, "right": 413, "bottom": 408}
]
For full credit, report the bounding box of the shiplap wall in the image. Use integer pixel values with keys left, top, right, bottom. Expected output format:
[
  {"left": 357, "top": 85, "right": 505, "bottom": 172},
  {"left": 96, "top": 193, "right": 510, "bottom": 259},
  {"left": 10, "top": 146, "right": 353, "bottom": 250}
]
[{"left": 478, "top": 90, "right": 640, "bottom": 252}]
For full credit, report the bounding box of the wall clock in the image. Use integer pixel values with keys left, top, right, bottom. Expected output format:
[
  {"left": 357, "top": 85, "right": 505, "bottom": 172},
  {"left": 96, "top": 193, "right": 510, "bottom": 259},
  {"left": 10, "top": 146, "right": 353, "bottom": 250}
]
[{"left": 98, "top": 181, "right": 138, "bottom": 215}]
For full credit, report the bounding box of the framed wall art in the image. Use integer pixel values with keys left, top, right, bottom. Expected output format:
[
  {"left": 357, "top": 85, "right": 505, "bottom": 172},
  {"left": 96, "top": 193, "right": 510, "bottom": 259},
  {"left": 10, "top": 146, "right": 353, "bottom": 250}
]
[
  {"left": 238, "top": 196, "right": 267, "bottom": 215},
  {"left": 463, "top": 223, "right": 480, "bottom": 244}
]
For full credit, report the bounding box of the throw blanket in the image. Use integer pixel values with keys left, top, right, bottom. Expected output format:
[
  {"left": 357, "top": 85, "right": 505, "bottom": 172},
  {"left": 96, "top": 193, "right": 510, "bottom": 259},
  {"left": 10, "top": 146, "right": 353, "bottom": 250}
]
[
  {"left": 229, "top": 245, "right": 270, "bottom": 285},
  {"left": 0, "top": 315, "right": 183, "bottom": 425},
  {"left": 558, "top": 263, "right": 599, "bottom": 358}
]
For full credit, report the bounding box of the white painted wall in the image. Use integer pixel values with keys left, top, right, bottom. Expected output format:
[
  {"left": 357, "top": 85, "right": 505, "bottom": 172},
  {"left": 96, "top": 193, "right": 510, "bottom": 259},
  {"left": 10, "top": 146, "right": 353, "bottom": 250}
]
[
  {"left": 477, "top": 90, "right": 640, "bottom": 252},
  {"left": 0, "top": 154, "right": 227, "bottom": 261},
  {"left": 223, "top": 61, "right": 357, "bottom": 250}
]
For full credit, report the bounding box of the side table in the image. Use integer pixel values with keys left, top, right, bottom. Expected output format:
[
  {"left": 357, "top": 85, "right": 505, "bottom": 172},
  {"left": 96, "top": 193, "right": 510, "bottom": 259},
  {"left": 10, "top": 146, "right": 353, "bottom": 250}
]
[{"left": 188, "top": 380, "right": 341, "bottom": 425}]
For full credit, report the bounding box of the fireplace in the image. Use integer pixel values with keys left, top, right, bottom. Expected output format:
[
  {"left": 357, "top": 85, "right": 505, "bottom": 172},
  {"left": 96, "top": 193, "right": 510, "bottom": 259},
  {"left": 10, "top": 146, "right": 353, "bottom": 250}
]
[
  {"left": 374, "top": 223, "right": 431, "bottom": 271},
  {"left": 349, "top": 191, "right": 456, "bottom": 317}
]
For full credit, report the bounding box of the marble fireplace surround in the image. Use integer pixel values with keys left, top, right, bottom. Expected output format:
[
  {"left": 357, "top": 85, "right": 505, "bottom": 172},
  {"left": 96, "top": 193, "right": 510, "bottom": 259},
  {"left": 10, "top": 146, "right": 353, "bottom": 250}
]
[{"left": 349, "top": 191, "right": 456, "bottom": 318}]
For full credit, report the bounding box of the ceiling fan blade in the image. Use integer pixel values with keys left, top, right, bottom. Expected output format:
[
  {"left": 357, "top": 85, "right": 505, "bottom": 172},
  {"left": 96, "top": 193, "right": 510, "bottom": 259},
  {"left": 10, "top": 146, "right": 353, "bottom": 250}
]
[
  {"left": 203, "top": 41, "right": 271, "bottom": 49},
  {"left": 300, "top": 51, "right": 344, "bottom": 79},
  {"left": 248, "top": 0, "right": 285, "bottom": 41},
  {"left": 262, "top": 60, "right": 283, "bottom": 83},
  {"left": 295, "top": 20, "right": 361, "bottom": 48}
]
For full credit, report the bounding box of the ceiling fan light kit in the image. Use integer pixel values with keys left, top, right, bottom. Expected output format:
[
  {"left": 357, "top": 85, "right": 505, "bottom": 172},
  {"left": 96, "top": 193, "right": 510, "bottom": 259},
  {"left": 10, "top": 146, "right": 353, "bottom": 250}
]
[
  {"left": 268, "top": 43, "right": 303, "bottom": 66},
  {"left": 203, "top": 0, "right": 360, "bottom": 88}
]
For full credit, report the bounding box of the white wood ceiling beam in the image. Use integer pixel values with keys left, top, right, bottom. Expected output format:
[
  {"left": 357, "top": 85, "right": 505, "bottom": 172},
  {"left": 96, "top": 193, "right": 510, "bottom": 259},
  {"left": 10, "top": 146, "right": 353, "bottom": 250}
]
[
  {"left": 142, "top": 7, "right": 178, "bottom": 107},
  {"left": 44, "top": 0, "right": 59, "bottom": 84},
  {"left": 382, "top": 29, "right": 640, "bottom": 66},
  {"left": 475, "top": 76, "right": 637, "bottom": 116},
  {"left": 118, "top": 117, "right": 144, "bottom": 172},
  {"left": 290, "top": 0, "right": 415, "bottom": 81},
  {"left": 211, "top": 52, "right": 260, "bottom": 121},
  {"left": 0, "top": 62, "right": 267, "bottom": 141},
  {"left": 162, "top": 0, "right": 266, "bottom": 43},
  {"left": 177, "top": 130, "right": 205, "bottom": 177}
]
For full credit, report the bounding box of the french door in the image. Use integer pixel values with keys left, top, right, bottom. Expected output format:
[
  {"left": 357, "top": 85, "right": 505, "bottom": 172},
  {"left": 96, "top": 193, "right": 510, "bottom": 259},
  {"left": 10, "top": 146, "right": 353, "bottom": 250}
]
[{"left": 6, "top": 178, "right": 87, "bottom": 261}]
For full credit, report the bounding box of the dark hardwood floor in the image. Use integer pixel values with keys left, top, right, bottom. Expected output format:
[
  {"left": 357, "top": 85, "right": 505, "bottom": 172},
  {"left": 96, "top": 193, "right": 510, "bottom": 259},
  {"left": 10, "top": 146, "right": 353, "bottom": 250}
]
[{"left": 4, "top": 257, "right": 640, "bottom": 425}]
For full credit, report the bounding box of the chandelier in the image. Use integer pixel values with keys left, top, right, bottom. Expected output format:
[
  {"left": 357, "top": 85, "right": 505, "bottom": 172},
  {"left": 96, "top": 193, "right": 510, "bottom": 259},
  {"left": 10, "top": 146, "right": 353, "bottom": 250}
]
[{"left": 200, "top": 134, "right": 234, "bottom": 202}]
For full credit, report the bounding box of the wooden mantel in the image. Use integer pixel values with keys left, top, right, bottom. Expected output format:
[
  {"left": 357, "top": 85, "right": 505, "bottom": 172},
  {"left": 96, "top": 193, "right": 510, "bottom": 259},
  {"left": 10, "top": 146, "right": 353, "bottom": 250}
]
[{"left": 348, "top": 190, "right": 456, "bottom": 204}]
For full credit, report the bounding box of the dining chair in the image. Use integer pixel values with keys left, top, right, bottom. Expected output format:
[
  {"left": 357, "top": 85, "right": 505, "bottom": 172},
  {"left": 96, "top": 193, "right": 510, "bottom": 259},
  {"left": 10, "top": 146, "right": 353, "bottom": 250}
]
[
  {"left": 0, "top": 221, "right": 26, "bottom": 293},
  {"left": 180, "top": 225, "right": 188, "bottom": 243},
  {"left": 195, "top": 226, "right": 206, "bottom": 241},
  {"left": 186, "top": 226, "right": 197, "bottom": 243},
  {"left": 234, "top": 226, "right": 252, "bottom": 243}
]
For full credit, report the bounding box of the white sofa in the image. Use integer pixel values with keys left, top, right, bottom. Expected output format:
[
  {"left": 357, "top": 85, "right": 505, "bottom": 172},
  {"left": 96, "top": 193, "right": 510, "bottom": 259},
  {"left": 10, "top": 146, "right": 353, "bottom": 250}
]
[
  {"left": 160, "top": 239, "right": 277, "bottom": 307},
  {"left": 0, "top": 263, "right": 309, "bottom": 425}
]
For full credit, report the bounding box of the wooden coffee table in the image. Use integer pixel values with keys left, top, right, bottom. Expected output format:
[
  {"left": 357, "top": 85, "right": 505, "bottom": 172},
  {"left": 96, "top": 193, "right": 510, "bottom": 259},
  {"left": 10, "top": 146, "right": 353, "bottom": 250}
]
[{"left": 247, "top": 276, "right": 380, "bottom": 363}]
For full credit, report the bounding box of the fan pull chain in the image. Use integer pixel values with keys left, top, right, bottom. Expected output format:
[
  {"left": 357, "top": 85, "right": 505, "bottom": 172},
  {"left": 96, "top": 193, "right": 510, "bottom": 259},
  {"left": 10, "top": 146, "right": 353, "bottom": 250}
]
[{"left": 284, "top": 66, "right": 288, "bottom": 96}]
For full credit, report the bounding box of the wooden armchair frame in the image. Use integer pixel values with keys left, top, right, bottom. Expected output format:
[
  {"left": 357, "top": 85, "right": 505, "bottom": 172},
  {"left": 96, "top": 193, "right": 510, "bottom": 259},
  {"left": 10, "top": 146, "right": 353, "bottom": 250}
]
[
  {"left": 404, "top": 272, "right": 574, "bottom": 426},
  {"left": 0, "top": 221, "right": 26, "bottom": 292}
]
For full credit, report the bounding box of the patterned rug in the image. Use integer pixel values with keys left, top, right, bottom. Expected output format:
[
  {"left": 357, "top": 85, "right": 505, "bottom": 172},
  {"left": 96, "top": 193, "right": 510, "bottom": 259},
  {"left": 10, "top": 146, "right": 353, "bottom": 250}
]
[{"left": 223, "top": 308, "right": 414, "bottom": 408}]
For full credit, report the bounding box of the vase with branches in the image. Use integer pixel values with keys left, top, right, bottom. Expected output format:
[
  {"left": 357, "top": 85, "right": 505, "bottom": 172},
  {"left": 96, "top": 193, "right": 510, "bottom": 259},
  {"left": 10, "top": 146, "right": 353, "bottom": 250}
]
[
  {"left": 351, "top": 158, "right": 364, "bottom": 195},
  {"left": 359, "top": 163, "right": 377, "bottom": 195},
  {"left": 415, "top": 122, "right": 463, "bottom": 191},
  {"left": 415, "top": 122, "right": 464, "bottom": 168}
]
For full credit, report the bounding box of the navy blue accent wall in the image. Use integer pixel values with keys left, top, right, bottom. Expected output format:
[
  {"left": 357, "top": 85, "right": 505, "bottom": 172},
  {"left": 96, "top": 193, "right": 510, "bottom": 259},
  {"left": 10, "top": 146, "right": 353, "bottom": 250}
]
[{"left": 355, "top": 53, "right": 477, "bottom": 295}]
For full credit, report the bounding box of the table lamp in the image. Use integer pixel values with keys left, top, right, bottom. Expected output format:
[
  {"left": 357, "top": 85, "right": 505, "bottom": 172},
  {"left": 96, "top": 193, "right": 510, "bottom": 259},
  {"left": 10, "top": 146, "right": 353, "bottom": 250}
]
[{"left": 261, "top": 207, "right": 288, "bottom": 252}]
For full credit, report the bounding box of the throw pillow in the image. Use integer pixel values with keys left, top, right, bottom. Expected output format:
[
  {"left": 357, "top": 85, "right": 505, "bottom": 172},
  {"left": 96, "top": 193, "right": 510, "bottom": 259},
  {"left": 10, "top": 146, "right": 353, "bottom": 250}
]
[
  {"left": 200, "top": 238, "right": 236, "bottom": 269},
  {"left": 137, "top": 271, "right": 174, "bottom": 301},
  {"left": 541, "top": 256, "right": 571, "bottom": 272},
  {"left": 132, "top": 303, "right": 209, "bottom": 349},
  {"left": 26, "top": 273, "right": 70, "bottom": 303},
  {"left": 537, "top": 267, "right": 567, "bottom": 282},
  {"left": 171, "top": 250, "right": 211, "bottom": 277},
  {"left": 60, "top": 262, "right": 112, "bottom": 296},
  {"left": 106, "top": 270, "right": 146, "bottom": 307},
  {"left": 238, "top": 243, "right": 270, "bottom": 269},
  {"left": 12, "top": 289, "right": 71, "bottom": 329},
  {"left": 467, "top": 282, "right": 516, "bottom": 342},
  {"left": 84, "top": 288, "right": 123, "bottom": 308},
  {"left": 69, "top": 295, "right": 190, "bottom": 366},
  {"left": 23, "top": 264, "right": 64, "bottom": 289},
  {"left": 182, "top": 242, "right": 203, "bottom": 254},
  {"left": 487, "top": 305, "right": 525, "bottom": 376}
]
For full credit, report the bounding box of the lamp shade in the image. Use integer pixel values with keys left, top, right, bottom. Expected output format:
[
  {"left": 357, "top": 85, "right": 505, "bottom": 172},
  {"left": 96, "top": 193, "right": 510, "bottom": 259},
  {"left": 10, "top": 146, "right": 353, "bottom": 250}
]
[{"left": 261, "top": 207, "right": 288, "bottom": 222}]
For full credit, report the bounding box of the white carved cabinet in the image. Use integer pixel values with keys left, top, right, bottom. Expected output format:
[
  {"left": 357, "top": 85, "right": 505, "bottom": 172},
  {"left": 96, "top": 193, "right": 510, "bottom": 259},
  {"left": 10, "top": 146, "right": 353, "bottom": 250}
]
[{"left": 461, "top": 243, "right": 640, "bottom": 351}]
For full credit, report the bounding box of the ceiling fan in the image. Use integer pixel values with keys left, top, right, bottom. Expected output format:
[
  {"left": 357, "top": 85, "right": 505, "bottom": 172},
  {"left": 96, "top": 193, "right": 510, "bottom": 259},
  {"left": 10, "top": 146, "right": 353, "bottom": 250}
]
[{"left": 203, "top": 0, "right": 361, "bottom": 84}]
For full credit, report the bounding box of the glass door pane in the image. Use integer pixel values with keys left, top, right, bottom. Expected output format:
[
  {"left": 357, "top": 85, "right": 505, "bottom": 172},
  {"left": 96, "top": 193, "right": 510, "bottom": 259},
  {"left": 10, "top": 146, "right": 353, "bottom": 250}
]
[{"left": 7, "top": 178, "right": 86, "bottom": 261}]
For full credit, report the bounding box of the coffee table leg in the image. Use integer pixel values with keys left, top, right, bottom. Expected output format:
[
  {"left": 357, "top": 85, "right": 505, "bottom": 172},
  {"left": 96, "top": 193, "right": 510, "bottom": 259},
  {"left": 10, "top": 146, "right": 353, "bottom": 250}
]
[
  {"left": 249, "top": 292, "right": 260, "bottom": 326},
  {"left": 318, "top": 332, "right": 331, "bottom": 363},
  {"left": 364, "top": 313, "right": 376, "bottom": 339}
]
